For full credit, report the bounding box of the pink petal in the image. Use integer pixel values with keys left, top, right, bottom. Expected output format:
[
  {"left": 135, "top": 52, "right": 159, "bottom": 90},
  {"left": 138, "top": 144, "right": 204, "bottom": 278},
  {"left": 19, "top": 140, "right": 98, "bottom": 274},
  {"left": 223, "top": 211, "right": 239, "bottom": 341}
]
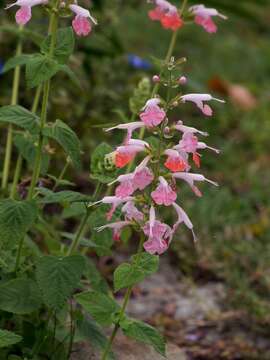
[
  {"left": 16, "top": 6, "right": 31, "bottom": 25},
  {"left": 72, "top": 15, "right": 92, "bottom": 37},
  {"left": 115, "top": 180, "right": 135, "bottom": 198},
  {"left": 140, "top": 105, "right": 166, "bottom": 127},
  {"left": 202, "top": 104, "right": 213, "bottom": 116},
  {"left": 133, "top": 167, "right": 154, "bottom": 190}
]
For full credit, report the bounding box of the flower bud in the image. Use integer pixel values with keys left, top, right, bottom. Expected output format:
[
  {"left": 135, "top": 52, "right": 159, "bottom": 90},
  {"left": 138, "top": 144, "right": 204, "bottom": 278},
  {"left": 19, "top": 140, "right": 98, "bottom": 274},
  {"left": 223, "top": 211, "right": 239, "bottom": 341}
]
[
  {"left": 179, "top": 76, "right": 187, "bottom": 85},
  {"left": 152, "top": 75, "right": 160, "bottom": 83}
]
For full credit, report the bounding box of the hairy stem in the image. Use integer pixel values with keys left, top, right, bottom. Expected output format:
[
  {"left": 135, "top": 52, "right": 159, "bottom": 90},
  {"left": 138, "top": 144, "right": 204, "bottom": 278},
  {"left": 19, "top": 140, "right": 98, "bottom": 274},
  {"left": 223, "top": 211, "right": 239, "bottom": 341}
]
[
  {"left": 27, "top": 9, "right": 59, "bottom": 200},
  {"left": 101, "top": 234, "right": 145, "bottom": 360},
  {"left": 10, "top": 85, "right": 42, "bottom": 199},
  {"left": 1, "top": 26, "right": 23, "bottom": 191},
  {"left": 67, "top": 182, "right": 102, "bottom": 256}
]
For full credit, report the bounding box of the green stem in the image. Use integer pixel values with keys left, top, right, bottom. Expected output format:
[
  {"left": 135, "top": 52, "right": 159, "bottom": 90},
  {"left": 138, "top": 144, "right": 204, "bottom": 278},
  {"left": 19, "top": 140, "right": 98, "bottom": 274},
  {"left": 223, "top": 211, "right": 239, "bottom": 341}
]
[
  {"left": 10, "top": 85, "right": 42, "bottom": 199},
  {"left": 101, "top": 234, "right": 145, "bottom": 360},
  {"left": 27, "top": 10, "right": 59, "bottom": 200},
  {"left": 67, "top": 182, "right": 102, "bottom": 256},
  {"left": 10, "top": 154, "right": 22, "bottom": 199},
  {"left": 52, "top": 160, "right": 70, "bottom": 191},
  {"left": 1, "top": 27, "right": 23, "bottom": 191}
]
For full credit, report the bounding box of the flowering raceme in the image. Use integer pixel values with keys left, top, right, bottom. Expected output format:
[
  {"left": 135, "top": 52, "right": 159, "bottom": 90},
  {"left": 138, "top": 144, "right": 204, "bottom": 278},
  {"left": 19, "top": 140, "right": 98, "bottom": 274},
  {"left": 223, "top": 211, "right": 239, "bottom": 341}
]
[
  {"left": 99, "top": 84, "right": 223, "bottom": 254},
  {"left": 6, "top": 0, "right": 97, "bottom": 36}
]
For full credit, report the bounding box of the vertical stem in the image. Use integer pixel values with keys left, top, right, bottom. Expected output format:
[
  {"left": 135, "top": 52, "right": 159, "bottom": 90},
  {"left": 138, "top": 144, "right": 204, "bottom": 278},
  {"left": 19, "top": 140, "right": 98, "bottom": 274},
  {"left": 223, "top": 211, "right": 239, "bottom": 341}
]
[
  {"left": 10, "top": 154, "right": 22, "bottom": 199},
  {"left": 1, "top": 27, "right": 23, "bottom": 190},
  {"left": 27, "top": 10, "right": 59, "bottom": 200},
  {"left": 101, "top": 234, "right": 145, "bottom": 360},
  {"left": 52, "top": 160, "right": 70, "bottom": 191},
  {"left": 14, "top": 10, "right": 59, "bottom": 271},
  {"left": 10, "top": 85, "right": 42, "bottom": 199},
  {"left": 66, "top": 182, "right": 102, "bottom": 256}
]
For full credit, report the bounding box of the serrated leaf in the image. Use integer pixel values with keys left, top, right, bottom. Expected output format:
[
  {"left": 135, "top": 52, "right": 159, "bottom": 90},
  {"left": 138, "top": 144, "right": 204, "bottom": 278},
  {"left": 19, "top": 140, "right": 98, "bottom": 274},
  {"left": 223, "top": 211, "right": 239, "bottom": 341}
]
[
  {"left": 14, "top": 133, "right": 50, "bottom": 175},
  {"left": 131, "top": 253, "right": 159, "bottom": 276},
  {"left": 43, "top": 119, "right": 81, "bottom": 169},
  {"left": 0, "top": 278, "right": 42, "bottom": 314},
  {"left": 25, "top": 54, "right": 60, "bottom": 88},
  {"left": 122, "top": 319, "right": 166, "bottom": 356},
  {"left": 0, "top": 199, "right": 38, "bottom": 249},
  {"left": 0, "top": 330, "right": 22, "bottom": 348},
  {"left": 75, "top": 317, "right": 115, "bottom": 359},
  {"left": 0, "top": 105, "right": 40, "bottom": 134},
  {"left": 41, "top": 27, "right": 75, "bottom": 64},
  {"left": 75, "top": 290, "right": 120, "bottom": 326},
  {"left": 38, "top": 188, "right": 90, "bottom": 204},
  {"left": 36, "top": 255, "right": 85, "bottom": 309},
  {"left": 114, "top": 263, "right": 145, "bottom": 292},
  {"left": 84, "top": 258, "right": 109, "bottom": 294},
  {"left": 3, "top": 54, "right": 33, "bottom": 73}
]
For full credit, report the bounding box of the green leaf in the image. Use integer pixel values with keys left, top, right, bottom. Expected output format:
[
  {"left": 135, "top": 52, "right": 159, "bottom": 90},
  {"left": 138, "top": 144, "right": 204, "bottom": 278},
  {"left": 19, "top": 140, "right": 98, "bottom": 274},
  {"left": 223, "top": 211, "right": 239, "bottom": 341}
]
[
  {"left": 0, "top": 105, "right": 40, "bottom": 134},
  {"left": 3, "top": 54, "right": 33, "bottom": 73},
  {"left": 122, "top": 319, "right": 166, "bottom": 356},
  {"left": 84, "top": 258, "right": 109, "bottom": 294},
  {"left": 129, "top": 77, "right": 151, "bottom": 115},
  {"left": 36, "top": 255, "right": 85, "bottom": 309},
  {"left": 57, "top": 64, "right": 81, "bottom": 88},
  {"left": 0, "top": 199, "right": 38, "bottom": 249},
  {"left": 0, "top": 330, "right": 22, "bottom": 348},
  {"left": 14, "top": 133, "right": 50, "bottom": 175},
  {"left": 41, "top": 27, "right": 75, "bottom": 64},
  {"left": 114, "top": 263, "right": 145, "bottom": 292},
  {"left": 114, "top": 253, "right": 159, "bottom": 292},
  {"left": 131, "top": 253, "right": 159, "bottom": 276},
  {"left": 0, "top": 25, "right": 44, "bottom": 45},
  {"left": 43, "top": 119, "right": 81, "bottom": 169},
  {"left": 38, "top": 188, "right": 91, "bottom": 204},
  {"left": 0, "top": 278, "right": 42, "bottom": 314},
  {"left": 75, "top": 291, "right": 120, "bottom": 326},
  {"left": 75, "top": 317, "right": 115, "bottom": 359},
  {"left": 25, "top": 54, "right": 59, "bottom": 88},
  {"left": 90, "top": 142, "right": 117, "bottom": 184}
]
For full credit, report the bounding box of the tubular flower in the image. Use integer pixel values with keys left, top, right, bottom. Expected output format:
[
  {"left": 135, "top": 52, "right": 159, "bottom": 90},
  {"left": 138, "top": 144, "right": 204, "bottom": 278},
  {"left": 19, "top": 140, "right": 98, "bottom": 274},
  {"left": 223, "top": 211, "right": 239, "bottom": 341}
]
[
  {"left": 122, "top": 201, "right": 144, "bottom": 222},
  {"left": 148, "top": 0, "right": 183, "bottom": 31},
  {"left": 164, "top": 149, "right": 189, "bottom": 172},
  {"left": 114, "top": 139, "right": 150, "bottom": 168},
  {"left": 69, "top": 4, "right": 97, "bottom": 37},
  {"left": 180, "top": 93, "right": 225, "bottom": 116},
  {"left": 151, "top": 176, "right": 177, "bottom": 206},
  {"left": 96, "top": 221, "right": 132, "bottom": 242},
  {"left": 172, "top": 202, "right": 196, "bottom": 241},
  {"left": 174, "top": 132, "right": 220, "bottom": 167},
  {"left": 140, "top": 98, "right": 166, "bottom": 127},
  {"left": 173, "top": 172, "right": 218, "bottom": 197},
  {"left": 189, "top": 4, "right": 227, "bottom": 33},
  {"left": 174, "top": 120, "right": 208, "bottom": 136},
  {"left": 94, "top": 196, "right": 134, "bottom": 220},
  {"left": 6, "top": 0, "right": 48, "bottom": 25},
  {"left": 105, "top": 122, "right": 145, "bottom": 143}
]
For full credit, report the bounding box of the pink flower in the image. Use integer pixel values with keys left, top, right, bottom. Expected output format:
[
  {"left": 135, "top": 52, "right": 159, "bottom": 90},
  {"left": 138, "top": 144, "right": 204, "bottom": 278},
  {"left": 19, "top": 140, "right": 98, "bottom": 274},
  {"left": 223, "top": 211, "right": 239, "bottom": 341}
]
[
  {"left": 105, "top": 122, "right": 145, "bottom": 143},
  {"left": 174, "top": 120, "right": 208, "bottom": 136},
  {"left": 172, "top": 202, "right": 196, "bottom": 241},
  {"left": 149, "top": 0, "right": 183, "bottom": 31},
  {"left": 69, "top": 4, "right": 97, "bottom": 37},
  {"left": 94, "top": 196, "right": 134, "bottom": 220},
  {"left": 143, "top": 206, "right": 172, "bottom": 255},
  {"left": 189, "top": 4, "right": 227, "bottom": 33},
  {"left": 114, "top": 139, "right": 149, "bottom": 168},
  {"left": 96, "top": 221, "right": 131, "bottom": 241},
  {"left": 140, "top": 98, "right": 166, "bottom": 128},
  {"left": 122, "top": 201, "right": 144, "bottom": 222},
  {"left": 164, "top": 149, "right": 189, "bottom": 172},
  {"left": 173, "top": 172, "right": 218, "bottom": 197},
  {"left": 151, "top": 176, "right": 177, "bottom": 206},
  {"left": 6, "top": 0, "right": 48, "bottom": 25},
  {"left": 110, "top": 156, "right": 154, "bottom": 196},
  {"left": 181, "top": 94, "right": 225, "bottom": 116}
]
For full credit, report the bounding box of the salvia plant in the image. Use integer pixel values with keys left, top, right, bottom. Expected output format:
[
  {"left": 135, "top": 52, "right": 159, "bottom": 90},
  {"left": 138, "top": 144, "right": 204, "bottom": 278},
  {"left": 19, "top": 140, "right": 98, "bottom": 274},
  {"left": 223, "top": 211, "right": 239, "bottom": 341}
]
[{"left": 0, "top": 0, "right": 227, "bottom": 358}]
